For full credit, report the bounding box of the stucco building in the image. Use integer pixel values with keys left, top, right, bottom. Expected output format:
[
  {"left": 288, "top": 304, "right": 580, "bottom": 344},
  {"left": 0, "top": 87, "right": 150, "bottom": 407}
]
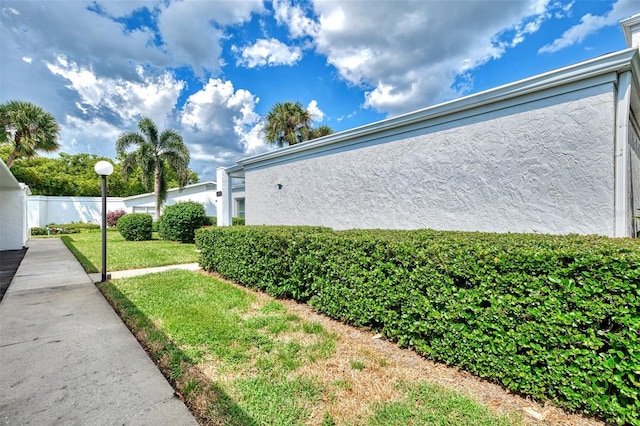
[
  {"left": 0, "top": 161, "right": 30, "bottom": 250},
  {"left": 216, "top": 14, "right": 640, "bottom": 238},
  {"left": 28, "top": 181, "right": 245, "bottom": 228}
]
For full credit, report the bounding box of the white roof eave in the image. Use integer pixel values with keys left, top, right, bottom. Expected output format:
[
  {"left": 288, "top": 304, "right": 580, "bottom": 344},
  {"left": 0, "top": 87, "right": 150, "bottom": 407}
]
[
  {"left": 0, "top": 161, "right": 23, "bottom": 190},
  {"left": 122, "top": 180, "right": 216, "bottom": 202},
  {"left": 237, "top": 48, "right": 639, "bottom": 169}
]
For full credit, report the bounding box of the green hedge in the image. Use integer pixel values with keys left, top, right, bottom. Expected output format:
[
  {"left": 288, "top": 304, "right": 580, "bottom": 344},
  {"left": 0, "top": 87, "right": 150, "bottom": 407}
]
[
  {"left": 206, "top": 217, "right": 245, "bottom": 226},
  {"left": 117, "top": 213, "right": 153, "bottom": 241},
  {"left": 195, "top": 226, "right": 640, "bottom": 425}
]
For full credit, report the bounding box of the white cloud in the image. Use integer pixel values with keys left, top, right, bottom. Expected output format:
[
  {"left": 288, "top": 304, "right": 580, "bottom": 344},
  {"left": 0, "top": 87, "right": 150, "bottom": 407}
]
[
  {"left": 46, "top": 55, "right": 184, "bottom": 126},
  {"left": 307, "top": 100, "right": 325, "bottom": 122},
  {"left": 61, "top": 116, "right": 122, "bottom": 157},
  {"left": 273, "top": 0, "right": 318, "bottom": 38},
  {"left": 157, "top": 0, "right": 264, "bottom": 75},
  {"left": 233, "top": 38, "right": 303, "bottom": 68},
  {"left": 92, "top": 0, "right": 153, "bottom": 18},
  {"left": 301, "top": 0, "right": 562, "bottom": 115},
  {"left": 180, "top": 78, "right": 268, "bottom": 158},
  {"left": 539, "top": 0, "right": 637, "bottom": 53}
]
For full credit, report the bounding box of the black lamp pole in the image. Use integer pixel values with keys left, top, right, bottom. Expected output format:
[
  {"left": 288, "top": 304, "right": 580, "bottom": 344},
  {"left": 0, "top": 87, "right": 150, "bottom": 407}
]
[
  {"left": 95, "top": 161, "right": 113, "bottom": 282},
  {"left": 100, "top": 173, "right": 108, "bottom": 282}
]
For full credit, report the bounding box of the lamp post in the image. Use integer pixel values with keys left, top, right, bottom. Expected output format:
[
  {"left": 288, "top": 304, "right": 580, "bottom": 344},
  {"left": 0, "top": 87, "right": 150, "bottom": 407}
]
[{"left": 94, "top": 160, "right": 114, "bottom": 282}]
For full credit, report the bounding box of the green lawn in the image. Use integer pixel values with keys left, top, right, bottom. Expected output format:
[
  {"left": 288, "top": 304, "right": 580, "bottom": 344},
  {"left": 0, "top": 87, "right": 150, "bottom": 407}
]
[
  {"left": 100, "top": 270, "right": 520, "bottom": 426},
  {"left": 61, "top": 230, "right": 200, "bottom": 273},
  {"left": 61, "top": 229, "right": 521, "bottom": 425}
]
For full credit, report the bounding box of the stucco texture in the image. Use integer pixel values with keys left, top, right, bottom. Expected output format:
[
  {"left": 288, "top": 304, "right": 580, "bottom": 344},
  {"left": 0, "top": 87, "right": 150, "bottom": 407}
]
[
  {"left": 246, "top": 83, "right": 616, "bottom": 235},
  {"left": 630, "top": 122, "right": 640, "bottom": 236}
]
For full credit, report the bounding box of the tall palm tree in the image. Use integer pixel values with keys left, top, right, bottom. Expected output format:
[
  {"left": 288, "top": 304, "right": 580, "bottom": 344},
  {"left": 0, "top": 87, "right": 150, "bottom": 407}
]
[
  {"left": 0, "top": 100, "right": 61, "bottom": 168},
  {"left": 262, "top": 101, "right": 312, "bottom": 147},
  {"left": 116, "top": 117, "right": 190, "bottom": 219}
]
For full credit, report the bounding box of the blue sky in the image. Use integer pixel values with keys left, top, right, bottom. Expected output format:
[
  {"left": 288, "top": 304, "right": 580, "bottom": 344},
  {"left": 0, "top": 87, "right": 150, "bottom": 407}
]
[{"left": 1, "top": 0, "right": 637, "bottom": 181}]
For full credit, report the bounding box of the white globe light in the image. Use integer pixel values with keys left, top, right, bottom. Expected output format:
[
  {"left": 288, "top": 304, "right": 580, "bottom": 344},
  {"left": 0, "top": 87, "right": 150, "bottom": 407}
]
[{"left": 94, "top": 160, "right": 114, "bottom": 176}]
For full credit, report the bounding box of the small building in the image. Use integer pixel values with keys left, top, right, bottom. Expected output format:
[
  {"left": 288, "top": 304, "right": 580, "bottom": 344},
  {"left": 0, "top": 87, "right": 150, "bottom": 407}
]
[
  {"left": 27, "top": 181, "right": 246, "bottom": 228},
  {"left": 0, "top": 161, "right": 30, "bottom": 250},
  {"left": 216, "top": 15, "right": 640, "bottom": 238}
]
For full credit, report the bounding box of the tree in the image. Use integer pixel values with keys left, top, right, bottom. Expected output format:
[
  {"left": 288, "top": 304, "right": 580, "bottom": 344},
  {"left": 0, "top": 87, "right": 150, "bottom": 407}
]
[
  {"left": 0, "top": 100, "right": 60, "bottom": 168},
  {"left": 116, "top": 117, "right": 190, "bottom": 219},
  {"left": 0, "top": 146, "right": 199, "bottom": 197},
  {"left": 262, "top": 101, "right": 334, "bottom": 147},
  {"left": 309, "top": 124, "right": 334, "bottom": 140},
  {"left": 262, "top": 101, "right": 312, "bottom": 147}
]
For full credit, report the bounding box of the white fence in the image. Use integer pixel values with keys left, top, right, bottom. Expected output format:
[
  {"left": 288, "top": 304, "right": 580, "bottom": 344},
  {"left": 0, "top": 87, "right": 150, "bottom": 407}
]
[{"left": 27, "top": 182, "right": 245, "bottom": 229}]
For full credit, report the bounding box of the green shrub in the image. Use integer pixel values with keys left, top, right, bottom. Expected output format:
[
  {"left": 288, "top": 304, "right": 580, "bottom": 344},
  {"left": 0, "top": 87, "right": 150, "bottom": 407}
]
[
  {"left": 117, "top": 213, "right": 153, "bottom": 241},
  {"left": 202, "top": 217, "right": 244, "bottom": 227},
  {"left": 195, "top": 226, "right": 640, "bottom": 425},
  {"left": 30, "top": 227, "right": 52, "bottom": 236},
  {"left": 158, "top": 201, "right": 209, "bottom": 243},
  {"left": 62, "top": 222, "right": 100, "bottom": 232},
  {"left": 30, "top": 222, "right": 100, "bottom": 236}
]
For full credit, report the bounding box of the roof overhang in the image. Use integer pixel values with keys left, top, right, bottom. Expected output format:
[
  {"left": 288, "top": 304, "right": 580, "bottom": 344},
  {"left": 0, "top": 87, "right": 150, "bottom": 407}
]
[
  {"left": 233, "top": 48, "right": 639, "bottom": 171},
  {"left": 0, "top": 161, "right": 27, "bottom": 191},
  {"left": 621, "top": 14, "right": 640, "bottom": 48},
  {"left": 122, "top": 180, "right": 216, "bottom": 202}
]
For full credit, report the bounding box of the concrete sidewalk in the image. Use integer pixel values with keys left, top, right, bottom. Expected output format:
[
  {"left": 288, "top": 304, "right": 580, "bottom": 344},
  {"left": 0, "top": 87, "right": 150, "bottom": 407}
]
[
  {"left": 88, "top": 262, "right": 200, "bottom": 283},
  {"left": 0, "top": 239, "right": 198, "bottom": 426}
]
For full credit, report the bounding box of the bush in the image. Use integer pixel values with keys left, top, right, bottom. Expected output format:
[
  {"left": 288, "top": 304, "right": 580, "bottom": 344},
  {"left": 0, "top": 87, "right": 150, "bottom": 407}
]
[
  {"left": 117, "top": 213, "right": 153, "bottom": 241},
  {"left": 106, "top": 209, "right": 127, "bottom": 228},
  {"left": 202, "top": 217, "right": 244, "bottom": 227},
  {"left": 195, "top": 226, "right": 640, "bottom": 425},
  {"left": 30, "top": 222, "right": 100, "bottom": 236},
  {"left": 158, "top": 201, "right": 209, "bottom": 243}
]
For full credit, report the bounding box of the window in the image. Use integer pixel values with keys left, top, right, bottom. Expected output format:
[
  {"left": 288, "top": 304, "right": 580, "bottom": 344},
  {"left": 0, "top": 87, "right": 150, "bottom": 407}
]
[{"left": 235, "top": 198, "right": 245, "bottom": 218}]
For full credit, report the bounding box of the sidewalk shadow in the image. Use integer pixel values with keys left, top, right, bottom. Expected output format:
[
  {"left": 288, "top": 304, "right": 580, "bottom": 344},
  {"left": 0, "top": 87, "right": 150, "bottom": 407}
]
[
  {"left": 0, "top": 248, "right": 27, "bottom": 302},
  {"left": 98, "top": 281, "right": 257, "bottom": 426}
]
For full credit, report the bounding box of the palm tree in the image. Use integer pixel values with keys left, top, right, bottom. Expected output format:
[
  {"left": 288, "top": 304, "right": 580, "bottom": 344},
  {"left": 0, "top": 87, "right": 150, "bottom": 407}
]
[
  {"left": 116, "top": 117, "right": 190, "bottom": 219},
  {"left": 262, "top": 101, "right": 312, "bottom": 147},
  {"left": 0, "top": 100, "right": 61, "bottom": 168},
  {"left": 309, "top": 124, "right": 334, "bottom": 140}
]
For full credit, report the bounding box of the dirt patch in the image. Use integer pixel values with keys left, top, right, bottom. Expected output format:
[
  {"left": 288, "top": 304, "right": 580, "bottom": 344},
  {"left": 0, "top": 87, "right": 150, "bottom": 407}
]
[
  {"left": 280, "top": 297, "right": 604, "bottom": 426},
  {"left": 200, "top": 271, "right": 604, "bottom": 426}
]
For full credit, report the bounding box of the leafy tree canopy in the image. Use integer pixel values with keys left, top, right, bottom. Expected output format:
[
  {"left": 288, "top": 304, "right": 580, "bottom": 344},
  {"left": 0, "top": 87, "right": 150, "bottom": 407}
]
[
  {"left": 263, "top": 101, "right": 334, "bottom": 147},
  {"left": 116, "top": 116, "right": 191, "bottom": 218},
  {"left": 1, "top": 100, "right": 61, "bottom": 168},
  {"left": 0, "top": 146, "right": 198, "bottom": 197}
]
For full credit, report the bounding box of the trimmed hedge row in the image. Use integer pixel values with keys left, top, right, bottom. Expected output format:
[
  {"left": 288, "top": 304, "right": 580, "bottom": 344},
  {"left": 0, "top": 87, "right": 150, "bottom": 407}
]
[
  {"left": 206, "top": 216, "right": 246, "bottom": 226},
  {"left": 195, "top": 226, "right": 640, "bottom": 425}
]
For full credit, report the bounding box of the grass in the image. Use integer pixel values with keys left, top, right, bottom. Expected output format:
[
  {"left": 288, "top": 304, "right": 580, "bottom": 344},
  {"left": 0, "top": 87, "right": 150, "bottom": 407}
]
[
  {"left": 60, "top": 229, "right": 199, "bottom": 273},
  {"left": 99, "top": 269, "right": 520, "bottom": 426}
]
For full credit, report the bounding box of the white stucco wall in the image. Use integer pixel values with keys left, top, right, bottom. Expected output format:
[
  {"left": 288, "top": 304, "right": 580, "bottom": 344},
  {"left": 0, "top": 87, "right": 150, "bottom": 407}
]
[
  {"left": 0, "top": 185, "right": 30, "bottom": 250},
  {"left": 124, "top": 183, "right": 218, "bottom": 218},
  {"left": 630, "top": 121, "right": 640, "bottom": 236},
  {"left": 28, "top": 182, "right": 245, "bottom": 227},
  {"left": 28, "top": 196, "right": 127, "bottom": 228},
  {"left": 246, "top": 82, "right": 617, "bottom": 235}
]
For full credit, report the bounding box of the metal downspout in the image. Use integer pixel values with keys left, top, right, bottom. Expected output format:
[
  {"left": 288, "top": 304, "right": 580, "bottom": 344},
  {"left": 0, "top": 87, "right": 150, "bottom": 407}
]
[{"left": 614, "top": 71, "right": 632, "bottom": 237}]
